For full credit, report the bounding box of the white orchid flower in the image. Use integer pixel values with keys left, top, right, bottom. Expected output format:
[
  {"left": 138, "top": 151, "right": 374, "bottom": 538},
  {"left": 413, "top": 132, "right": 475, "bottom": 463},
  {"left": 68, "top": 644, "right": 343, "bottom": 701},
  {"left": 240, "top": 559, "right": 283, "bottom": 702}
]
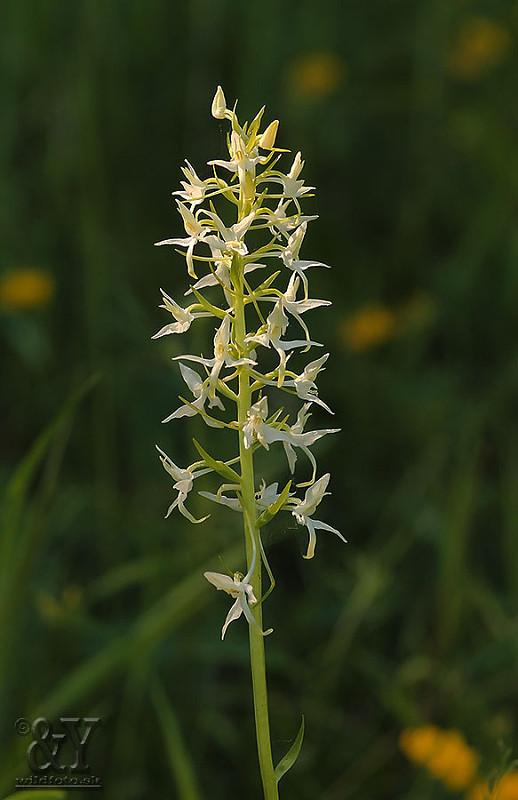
[
  {"left": 176, "top": 314, "right": 255, "bottom": 396},
  {"left": 199, "top": 490, "right": 242, "bottom": 512},
  {"left": 259, "top": 151, "right": 315, "bottom": 201},
  {"left": 247, "top": 300, "right": 322, "bottom": 385},
  {"left": 203, "top": 210, "right": 256, "bottom": 258},
  {"left": 263, "top": 402, "right": 339, "bottom": 476},
  {"left": 263, "top": 199, "right": 318, "bottom": 240},
  {"left": 280, "top": 222, "right": 330, "bottom": 295},
  {"left": 172, "top": 160, "right": 211, "bottom": 207},
  {"left": 261, "top": 273, "right": 331, "bottom": 343},
  {"left": 208, "top": 130, "right": 263, "bottom": 179},
  {"left": 199, "top": 480, "right": 288, "bottom": 515},
  {"left": 152, "top": 288, "right": 210, "bottom": 339},
  {"left": 154, "top": 202, "right": 209, "bottom": 278},
  {"left": 254, "top": 481, "right": 286, "bottom": 509},
  {"left": 287, "top": 473, "right": 346, "bottom": 559},
  {"left": 282, "top": 354, "right": 333, "bottom": 413},
  {"left": 185, "top": 261, "right": 265, "bottom": 303},
  {"left": 204, "top": 541, "right": 272, "bottom": 640},
  {"left": 241, "top": 397, "right": 339, "bottom": 477},
  {"left": 162, "top": 363, "right": 224, "bottom": 427},
  {"left": 242, "top": 396, "right": 270, "bottom": 449},
  {"left": 156, "top": 446, "right": 211, "bottom": 524}
]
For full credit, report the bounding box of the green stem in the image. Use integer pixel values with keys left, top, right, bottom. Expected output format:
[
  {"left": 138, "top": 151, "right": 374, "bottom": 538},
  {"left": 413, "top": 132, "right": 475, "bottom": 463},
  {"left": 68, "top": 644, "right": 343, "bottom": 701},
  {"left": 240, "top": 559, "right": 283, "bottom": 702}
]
[{"left": 233, "top": 255, "right": 279, "bottom": 800}]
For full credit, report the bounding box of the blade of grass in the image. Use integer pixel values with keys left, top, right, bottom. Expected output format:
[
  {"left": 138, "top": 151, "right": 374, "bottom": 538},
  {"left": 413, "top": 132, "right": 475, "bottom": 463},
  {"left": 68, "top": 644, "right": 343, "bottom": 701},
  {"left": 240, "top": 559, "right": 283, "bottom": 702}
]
[{"left": 150, "top": 680, "right": 203, "bottom": 800}]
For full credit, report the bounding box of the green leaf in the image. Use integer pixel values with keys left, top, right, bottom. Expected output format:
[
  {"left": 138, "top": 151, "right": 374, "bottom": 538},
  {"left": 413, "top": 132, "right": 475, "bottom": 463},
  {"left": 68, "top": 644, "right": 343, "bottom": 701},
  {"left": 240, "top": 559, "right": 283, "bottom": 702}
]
[
  {"left": 257, "top": 480, "right": 292, "bottom": 527},
  {"left": 214, "top": 177, "right": 239, "bottom": 206},
  {"left": 255, "top": 271, "right": 280, "bottom": 293},
  {"left": 192, "top": 439, "right": 240, "bottom": 482},
  {"left": 190, "top": 287, "right": 227, "bottom": 320},
  {"left": 247, "top": 105, "right": 266, "bottom": 140},
  {"left": 274, "top": 715, "right": 305, "bottom": 784}
]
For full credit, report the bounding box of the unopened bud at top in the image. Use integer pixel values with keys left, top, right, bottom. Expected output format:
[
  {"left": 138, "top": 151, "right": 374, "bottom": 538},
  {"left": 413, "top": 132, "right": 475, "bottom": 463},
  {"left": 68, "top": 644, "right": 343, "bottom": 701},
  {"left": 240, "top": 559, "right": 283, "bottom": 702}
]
[
  {"left": 259, "top": 120, "right": 279, "bottom": 150},
  {"left": 211, "top": 86, "right": 227, "bottom": 119}
]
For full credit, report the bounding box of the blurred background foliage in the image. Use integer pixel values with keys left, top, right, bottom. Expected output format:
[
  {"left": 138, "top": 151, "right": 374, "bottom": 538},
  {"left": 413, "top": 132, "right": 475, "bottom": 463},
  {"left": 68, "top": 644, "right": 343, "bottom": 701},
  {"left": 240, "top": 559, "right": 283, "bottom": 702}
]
[{"left": 1, "top": 0, "right": 517, "bottom": 798}]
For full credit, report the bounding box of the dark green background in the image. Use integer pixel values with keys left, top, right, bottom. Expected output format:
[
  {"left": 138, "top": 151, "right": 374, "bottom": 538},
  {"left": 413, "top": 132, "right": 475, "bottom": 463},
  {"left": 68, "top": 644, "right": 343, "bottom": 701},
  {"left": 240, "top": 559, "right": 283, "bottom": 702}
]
[{"left": 1, "top": 1, "right": 517, "bottom": 798}]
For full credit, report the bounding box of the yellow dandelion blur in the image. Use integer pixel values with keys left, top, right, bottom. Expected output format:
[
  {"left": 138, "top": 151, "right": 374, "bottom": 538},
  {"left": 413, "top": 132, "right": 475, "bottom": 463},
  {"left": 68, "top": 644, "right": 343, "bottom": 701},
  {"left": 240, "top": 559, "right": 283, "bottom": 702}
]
[
  {"left": 341, "top": 304, "right": 397, "bottom": 351},
  {"left": 399, "top": 725, "right": 442, "bottom": 764},
  {"left": 425, "top": 729, "right": 479, "bottom": 791},
  {"left": 400, "top": 726, "right": 479, "bottom": 792},
  {"left": 469, "top": 780, "right": 491, "bottom": 800},
  {"left": 448, "top": 17, "right": 510, "bottom": 80},
  {"left": 287, "top": 52, "right": 346, "bottom": 98},
  {"left": 495, "top": 773, "right": 518, "bottom": 800},
  {"left": 0, "top": 268, "right": 55, "bottom": 312},
  {"left": 469, "top": 774, "right": 518, "bottom": 800}
]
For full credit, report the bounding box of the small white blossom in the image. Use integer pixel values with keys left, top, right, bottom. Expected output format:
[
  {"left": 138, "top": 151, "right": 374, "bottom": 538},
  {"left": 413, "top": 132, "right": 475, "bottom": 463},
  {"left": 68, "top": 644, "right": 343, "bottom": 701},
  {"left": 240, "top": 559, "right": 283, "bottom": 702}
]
[
  {"left": 199, "top": 481, "right": 288, "bottom": 514},
  {"left": 154, "top": 202, "right": 209, "bottom": 278},
  {"left": 204, "top": 543, "right": 272, "bottom": 639},
  {"left": 162, "top": 363, "right": 224, "bottom": 427},
  {"left": 242, "top": 396, "right": 269, "bottom": 449},
  {"left": 259, "top": 151, "right": 314, "bottom": 201},
  {"left": 152, "top": 289, "right": 210, "bottom": 339},
  {"left": 177, "top": 314, "right": 255, "bottom": 396},
  {"left": 263, "top": 199, "right": 318, "bottom": 240},
  {"left": 283, "top": 354, "right": 333, "bottom": 413},
  {"left": 287, "top": 474, "right": 346, "bottom": 559},
  {"left": 208, "top": 131, "right": 264, "bottom": 188},
  {"left": 247, "top": 300, "right": 322, "bottom": 385},
  {"left": 156, "top": 446, "right": 210, "bottom": 524},
  {"left": 203, "top": 211, "right": 256, "bottom": 257},
  {"left": 241, "top": 397, "right": 339, "bottom": 477},
  {"left": 172, "top": 160, "right": 211, "bottom": 207}
]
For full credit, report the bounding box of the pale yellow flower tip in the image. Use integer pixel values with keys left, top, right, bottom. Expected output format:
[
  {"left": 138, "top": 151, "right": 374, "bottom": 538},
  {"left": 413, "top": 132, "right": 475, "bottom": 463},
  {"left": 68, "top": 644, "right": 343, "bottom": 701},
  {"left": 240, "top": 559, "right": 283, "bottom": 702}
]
[
  {"left": 211, "top": 85, "right": 227, "bottom": 119},
  {"left": 259, "top": 120, "right": 279, "bottom": 150}
]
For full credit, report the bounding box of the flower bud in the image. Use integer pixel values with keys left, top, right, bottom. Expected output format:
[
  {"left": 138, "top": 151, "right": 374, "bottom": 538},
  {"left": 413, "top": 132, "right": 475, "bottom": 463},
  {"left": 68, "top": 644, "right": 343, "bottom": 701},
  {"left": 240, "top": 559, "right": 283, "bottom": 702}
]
[
  {"left": 211, "top": 85, "right": 227, "bottom": 119},
  {"left": 259, "top": 120, "right": 279, "bottom": 150}
]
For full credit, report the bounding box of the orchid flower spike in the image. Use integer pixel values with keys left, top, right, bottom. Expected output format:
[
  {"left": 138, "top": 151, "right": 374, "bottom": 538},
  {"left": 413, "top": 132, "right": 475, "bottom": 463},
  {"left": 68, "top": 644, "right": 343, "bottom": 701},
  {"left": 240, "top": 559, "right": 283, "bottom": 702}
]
[{"left": 154, "top": 86, "right": 343, "bottom": 643}]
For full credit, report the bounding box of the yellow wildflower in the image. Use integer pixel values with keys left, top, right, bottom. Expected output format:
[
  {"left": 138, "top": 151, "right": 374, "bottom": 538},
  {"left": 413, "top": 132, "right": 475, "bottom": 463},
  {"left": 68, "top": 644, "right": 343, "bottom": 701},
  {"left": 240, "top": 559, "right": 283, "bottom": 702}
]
[
  {"left": 469, "top": 774, "right": 518, "bottom": 800},
  {"left": 448, "top": 17, "right": 510, "bottom": 80},
  {"left": 498, "top": 773, "right": 518, "bottom": 800},
  {"left": 425, "top": 729, "right": 479, "bottom": 790},
  {"left": 341, "top": 303, "right": 397, "bottom": 351},
  {"left": 400, "top": 725, "right": 442, "bottom": 764},
  {"left": 0, "top": 268, "right": 55, "bottom": 311},
  {"left": 469, "top": 781, "right": 491, "bottom": 800},
  {"left": 287, "top": 52, "right": 346, "bottom": 98},
  {"left": 400, "top": 726, "right": 479, "bottom": 791}
]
